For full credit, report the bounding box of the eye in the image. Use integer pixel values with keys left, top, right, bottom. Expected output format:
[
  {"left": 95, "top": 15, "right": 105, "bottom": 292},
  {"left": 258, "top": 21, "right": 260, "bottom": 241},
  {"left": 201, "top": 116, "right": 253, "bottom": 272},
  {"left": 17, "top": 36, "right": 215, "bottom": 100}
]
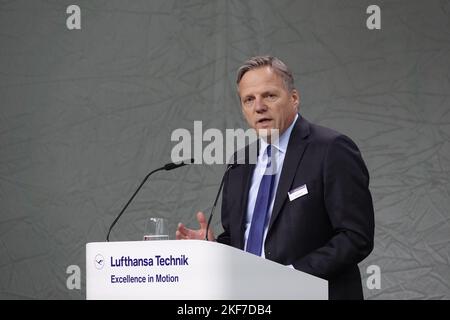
[
  {"left": 265, "top": 93, "right": 277, "bottom": 101},
  {"left": 243, "top": 97, "right": 254, "bottom": 105}
]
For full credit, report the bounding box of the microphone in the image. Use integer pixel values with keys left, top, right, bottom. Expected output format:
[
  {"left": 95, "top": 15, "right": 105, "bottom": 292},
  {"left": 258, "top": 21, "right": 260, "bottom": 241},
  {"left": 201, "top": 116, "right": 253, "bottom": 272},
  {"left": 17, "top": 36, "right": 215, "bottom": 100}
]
[
  {"left": 204, "top": 143, "right": 257, "bottom": 240},
  {"left": 106, "top": 158, "right": 193, "bottom": 241},
  {"left": 205, "top": 161, "right": 242, "bottom": 241}
]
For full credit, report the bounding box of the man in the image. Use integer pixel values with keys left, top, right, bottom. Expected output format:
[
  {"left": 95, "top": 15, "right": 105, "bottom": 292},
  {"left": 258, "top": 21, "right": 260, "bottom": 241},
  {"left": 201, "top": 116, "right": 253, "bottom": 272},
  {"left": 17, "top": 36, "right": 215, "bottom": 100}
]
[{"left": 176, "top": 56, "right": 374, "bottom": 300}]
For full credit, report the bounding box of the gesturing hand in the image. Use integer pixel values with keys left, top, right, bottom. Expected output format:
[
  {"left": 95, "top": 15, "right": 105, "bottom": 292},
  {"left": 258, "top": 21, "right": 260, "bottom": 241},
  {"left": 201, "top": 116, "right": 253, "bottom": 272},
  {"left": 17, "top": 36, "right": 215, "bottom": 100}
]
[{"left": 175, "top": 211, "right": 215, "bottom": 241}]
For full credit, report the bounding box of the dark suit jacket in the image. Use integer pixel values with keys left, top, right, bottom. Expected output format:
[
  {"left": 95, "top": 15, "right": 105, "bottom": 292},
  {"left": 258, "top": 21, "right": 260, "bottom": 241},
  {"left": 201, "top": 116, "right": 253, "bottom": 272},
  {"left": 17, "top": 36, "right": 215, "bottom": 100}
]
[{"left": 217, "top": 115, "right": 375, "bottom": 300}]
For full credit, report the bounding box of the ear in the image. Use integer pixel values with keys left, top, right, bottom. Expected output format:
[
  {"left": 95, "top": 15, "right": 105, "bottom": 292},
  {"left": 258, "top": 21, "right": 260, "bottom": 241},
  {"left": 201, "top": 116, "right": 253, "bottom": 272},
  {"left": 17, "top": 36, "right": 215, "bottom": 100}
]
[
  {"left": 291, "top": 89, "right": 300, "bottom": 111},
  {"left": 240, "top": 102, "right": 249, "bottom": 122}
]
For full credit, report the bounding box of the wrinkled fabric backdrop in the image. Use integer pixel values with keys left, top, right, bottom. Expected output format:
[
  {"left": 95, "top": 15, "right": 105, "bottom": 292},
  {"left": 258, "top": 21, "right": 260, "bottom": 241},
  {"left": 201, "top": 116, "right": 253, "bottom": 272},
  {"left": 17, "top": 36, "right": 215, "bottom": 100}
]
[{"left": 1, "top": 0, "right": 449, "bottom": 299}]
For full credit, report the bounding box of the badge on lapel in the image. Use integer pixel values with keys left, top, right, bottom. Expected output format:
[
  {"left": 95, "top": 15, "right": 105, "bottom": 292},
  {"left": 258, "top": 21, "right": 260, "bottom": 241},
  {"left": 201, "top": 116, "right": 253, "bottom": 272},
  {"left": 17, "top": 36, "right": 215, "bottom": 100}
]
[{"left": 288, "top": 184, "right": 308, "bottom": 201}]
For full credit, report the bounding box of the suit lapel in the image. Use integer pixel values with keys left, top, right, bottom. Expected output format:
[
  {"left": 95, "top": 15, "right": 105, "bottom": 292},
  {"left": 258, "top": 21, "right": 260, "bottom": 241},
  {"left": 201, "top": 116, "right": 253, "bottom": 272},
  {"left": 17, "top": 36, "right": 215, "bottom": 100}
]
[
  {"left": 233, "top": 141, "right": 259, "bottom": 249},
  {"left": 268, "top": 116, "right": 310, "bottom": 230},
  {"left": 237, "top": 162, "right": 255, "bottom": 249}
]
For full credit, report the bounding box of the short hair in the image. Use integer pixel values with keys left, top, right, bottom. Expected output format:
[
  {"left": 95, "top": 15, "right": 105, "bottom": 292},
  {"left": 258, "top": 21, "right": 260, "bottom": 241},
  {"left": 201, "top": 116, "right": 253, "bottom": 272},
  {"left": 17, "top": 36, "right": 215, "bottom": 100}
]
[{"left": 236, "top": 56, "right": 295, "bottom": 92}]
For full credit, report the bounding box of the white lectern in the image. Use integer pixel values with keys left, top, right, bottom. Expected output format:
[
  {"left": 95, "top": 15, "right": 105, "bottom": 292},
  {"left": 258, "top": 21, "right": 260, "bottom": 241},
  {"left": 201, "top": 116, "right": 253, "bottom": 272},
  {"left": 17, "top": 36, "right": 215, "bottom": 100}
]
[{"left": 86, "top": 240, "right": 328, "bottom": 299}]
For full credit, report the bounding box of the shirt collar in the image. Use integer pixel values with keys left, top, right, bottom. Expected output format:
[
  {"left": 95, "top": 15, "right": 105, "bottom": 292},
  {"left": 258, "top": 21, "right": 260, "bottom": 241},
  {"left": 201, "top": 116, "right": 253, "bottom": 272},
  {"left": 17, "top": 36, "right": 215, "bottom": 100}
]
[{"left": 259, "top": 113, "right": 299, "bottom": 155}]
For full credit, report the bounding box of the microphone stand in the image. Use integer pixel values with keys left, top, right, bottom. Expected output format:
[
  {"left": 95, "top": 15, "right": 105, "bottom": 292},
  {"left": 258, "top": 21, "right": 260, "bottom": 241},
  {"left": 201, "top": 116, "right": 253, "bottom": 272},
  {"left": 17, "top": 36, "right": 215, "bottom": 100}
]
[
  {"left": 205, "top": 164, "right": 237, "bottom": 241},
  {"left": 106, "top": 159, "right": 192, "bottom": 241}
]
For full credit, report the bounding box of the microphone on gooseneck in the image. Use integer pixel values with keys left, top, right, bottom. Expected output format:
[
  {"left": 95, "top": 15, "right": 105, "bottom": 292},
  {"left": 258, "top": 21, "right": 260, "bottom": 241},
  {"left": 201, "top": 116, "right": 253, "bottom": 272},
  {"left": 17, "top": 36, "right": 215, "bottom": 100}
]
[
  {"left": 205, "top": 155, "right": 246, "bottom": 241},
  {"left": 106, "top": 158, "right": 194, "bottom": 242}
]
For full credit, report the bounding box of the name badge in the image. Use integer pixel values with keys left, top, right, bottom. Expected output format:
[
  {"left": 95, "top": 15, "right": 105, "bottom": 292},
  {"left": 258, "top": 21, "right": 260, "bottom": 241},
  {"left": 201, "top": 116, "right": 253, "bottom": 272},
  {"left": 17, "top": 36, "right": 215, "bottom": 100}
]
[{"left": 288, "top": 184, "right": 308, "bottom": 201}]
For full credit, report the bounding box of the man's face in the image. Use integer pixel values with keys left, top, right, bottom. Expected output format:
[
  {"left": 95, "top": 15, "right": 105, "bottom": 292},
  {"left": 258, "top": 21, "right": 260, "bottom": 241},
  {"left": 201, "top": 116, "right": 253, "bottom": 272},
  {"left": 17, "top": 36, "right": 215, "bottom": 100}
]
[{"left": 238, "top": 66, "right": 299, "bottom": 137}]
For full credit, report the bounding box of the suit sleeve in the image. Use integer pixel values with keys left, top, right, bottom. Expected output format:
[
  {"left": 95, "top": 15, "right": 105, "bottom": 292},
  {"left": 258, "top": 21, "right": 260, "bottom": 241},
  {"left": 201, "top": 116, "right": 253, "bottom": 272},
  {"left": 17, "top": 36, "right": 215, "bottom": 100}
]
[{"left": 293, "top": 135, "right": 375, "bottom": 279}]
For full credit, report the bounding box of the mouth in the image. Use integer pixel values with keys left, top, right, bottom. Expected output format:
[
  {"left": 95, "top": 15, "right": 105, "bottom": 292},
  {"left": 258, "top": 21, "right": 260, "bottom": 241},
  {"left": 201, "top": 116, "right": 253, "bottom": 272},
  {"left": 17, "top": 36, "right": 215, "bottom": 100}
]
[{"left": 256, "top": 118, "right": 272, "bottom": 126}]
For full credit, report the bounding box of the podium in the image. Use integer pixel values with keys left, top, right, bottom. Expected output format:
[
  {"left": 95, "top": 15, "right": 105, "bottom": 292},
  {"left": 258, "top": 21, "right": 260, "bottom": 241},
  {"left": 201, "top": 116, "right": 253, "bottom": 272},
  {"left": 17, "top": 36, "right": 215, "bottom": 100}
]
[{"left": 86, "top": 240, "right": 328, "bottom": 299}]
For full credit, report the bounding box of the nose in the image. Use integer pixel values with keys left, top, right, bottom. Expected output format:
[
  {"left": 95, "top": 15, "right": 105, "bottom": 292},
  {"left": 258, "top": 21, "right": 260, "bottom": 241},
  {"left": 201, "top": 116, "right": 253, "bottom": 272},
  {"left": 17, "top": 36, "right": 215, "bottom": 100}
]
[{"left": 254, "top": 97, "right": 267, "bottom": 113}]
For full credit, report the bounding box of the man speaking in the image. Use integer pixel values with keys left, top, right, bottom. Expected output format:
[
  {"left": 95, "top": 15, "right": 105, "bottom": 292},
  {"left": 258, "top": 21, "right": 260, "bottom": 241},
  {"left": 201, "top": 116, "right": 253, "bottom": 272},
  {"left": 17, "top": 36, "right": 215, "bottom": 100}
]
[{"left": 176, "top": 56, "right": 375, "bottom": 300}]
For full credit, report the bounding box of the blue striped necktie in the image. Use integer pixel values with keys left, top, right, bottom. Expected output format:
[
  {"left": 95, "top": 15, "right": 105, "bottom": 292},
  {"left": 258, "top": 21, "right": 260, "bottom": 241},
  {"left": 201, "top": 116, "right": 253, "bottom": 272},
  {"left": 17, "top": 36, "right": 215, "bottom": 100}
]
[{"left": 246, "top": 145, "right": 276, "bottom": 256}]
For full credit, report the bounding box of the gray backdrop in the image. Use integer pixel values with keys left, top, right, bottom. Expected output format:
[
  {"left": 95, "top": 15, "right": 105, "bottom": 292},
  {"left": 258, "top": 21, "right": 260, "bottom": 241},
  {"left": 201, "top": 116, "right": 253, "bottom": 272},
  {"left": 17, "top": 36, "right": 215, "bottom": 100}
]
[{"left": 1, "top": 0, "right": 449, "bottom": 299}]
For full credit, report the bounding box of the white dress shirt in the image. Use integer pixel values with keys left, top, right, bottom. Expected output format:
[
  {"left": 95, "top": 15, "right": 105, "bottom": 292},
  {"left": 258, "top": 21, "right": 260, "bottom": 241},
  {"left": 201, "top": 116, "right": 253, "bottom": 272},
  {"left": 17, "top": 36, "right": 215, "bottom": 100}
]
[{"left": 244, "top": 114, "right": 299, "bottom": 257}]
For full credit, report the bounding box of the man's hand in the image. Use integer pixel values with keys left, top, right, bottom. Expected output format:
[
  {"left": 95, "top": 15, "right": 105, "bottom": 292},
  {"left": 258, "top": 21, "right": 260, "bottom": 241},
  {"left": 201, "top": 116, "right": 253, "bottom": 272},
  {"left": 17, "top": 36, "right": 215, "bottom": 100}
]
[{"left": 175, "top": 211, "right": 215, "bottom": 241}]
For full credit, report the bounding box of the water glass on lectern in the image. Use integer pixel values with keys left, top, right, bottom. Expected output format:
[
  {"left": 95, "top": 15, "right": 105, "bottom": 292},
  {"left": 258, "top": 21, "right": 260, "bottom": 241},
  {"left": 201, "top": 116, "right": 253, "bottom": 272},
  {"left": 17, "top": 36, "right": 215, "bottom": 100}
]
[{"left": 143, "top": 217, "right": 169, "bottom": 240}]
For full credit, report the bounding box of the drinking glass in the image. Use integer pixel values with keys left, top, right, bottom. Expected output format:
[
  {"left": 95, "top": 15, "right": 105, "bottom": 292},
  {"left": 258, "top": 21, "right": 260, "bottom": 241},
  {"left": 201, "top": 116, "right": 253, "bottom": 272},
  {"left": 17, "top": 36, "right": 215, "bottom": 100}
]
[{"left": 143, "top": 217, "right": 169, "bottom": 240}]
